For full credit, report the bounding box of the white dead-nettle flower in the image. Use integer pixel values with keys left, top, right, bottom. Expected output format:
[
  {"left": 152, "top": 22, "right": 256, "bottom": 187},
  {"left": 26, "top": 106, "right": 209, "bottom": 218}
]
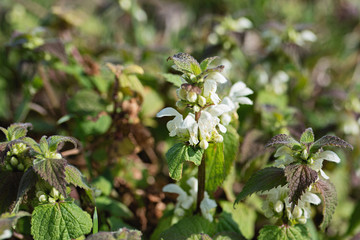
[
  {"left": 162, "top": 177, "right": 217, "bottom": 221},
  {"left": 156, "top": 107, "right": 199, "bottom": 146},
  {"left": 0, "top": 229, "right": 12, "bottom": 240},
  {"left": 261, "top": 185, "right": 321, "bottom": 224},
  {"left": 271, "top": 71, "right": 289, "bottom": 95},
  {"left": 203, "top": 72, "right": 228, "bottom": 105},
  {"left": 233, "top": 17, "right": 253, "bottom": 32},
  {"left": 220, "top": 81, "right": 253, "bottom": 125}
]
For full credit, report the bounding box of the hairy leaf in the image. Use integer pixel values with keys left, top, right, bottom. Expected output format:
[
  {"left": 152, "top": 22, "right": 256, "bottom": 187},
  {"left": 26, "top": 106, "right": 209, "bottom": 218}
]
[
  {"left": 39, "top": 136, "right": 48, "bottom": 154},
  {"left": 265, "top": 134, "right": 300, "bottom": 148},
  {"left": 160, "top": 216, "right": 215, "bottom": 240},
  {"left": 14, "top": 167, "right": 37, "bottom": 212},
  {"left": 31, "top": 202, "right": 92, "bottom": 240},
  {"left": 0, "top": 171, "right": 23, "bottom": 213},
  {"left": 314, "top": 179, "right": 337, "bottom": 231},
  {"left": 162, "top": 73, "right": 183, "bottom": 87},
  {"left": 300, "top": 128, "right": 314, "bottom": 145},
  {"left": 48, "top": 135, "right": 77, "bottom": 153},
  {"left": 86, "top": 228, "right": 142, "bottom": 240},
  {"left": 166, "top": 143, "right": 203, "bottom": 181},
  {"left": 6, "top": 123, "right": 32, "bottom": 141},
  {"left": 213, "top": 232, "right": 246, "bottom": 240},
  {"left": 65, "top": 165, "right": 90, "bottom": 190},
  {"left": 205, "top": 142, "right": 225, "bottom": 193},
  {"left": 167, "top": 53, "right": 201, "bottom": 75},
  {"left": 258, "top": 225, "right": 311, "bottom": 240},
  {"left": 234, "top": 167, "right": 287, "bottom": 205},
  {"left": 33, "top": 158, "right": 67, "bottom": 197},
  {"left": 0, "top": 211, "right": 30, "bottom": 235},
  {"left": 310, "top": 135, "right": 353, "bottom": 153},
  {"left": 200, "top": 56, "right": 218, "bottom": 71},
  {"left": 21, "top": 137, "right": 41, "bottom": 153},
  {"left": 285, "top": 164, "right": 317, "bottom": 206}
]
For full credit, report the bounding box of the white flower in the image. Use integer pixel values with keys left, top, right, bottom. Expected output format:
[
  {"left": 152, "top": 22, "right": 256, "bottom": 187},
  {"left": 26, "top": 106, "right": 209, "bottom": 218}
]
[
  {"left": 220, "top": 81, "right": 253, "bottom": 125},
  {"left": 156, "top": 107, "right": 199, "bottom": 145},
  {"left": 271, "top": 71, "right": 289, "bottom": 95},
  {"left": 187, "top": 177, "right": 198, "bottom": 200},
  {"left": 0, "top": 229, "right": 12, "bottom": 240},
  {"left": 200, "top": 192, "right": 217, "bottom": 222},
  {"left": 203, "top": 72, "right": 227, "bottom": 105},
  {"left": 162, "top": 184, "right": 194, "bottom": 215},
  {"left": 310, "top": 150, "right": 341, "bottom": 179}
]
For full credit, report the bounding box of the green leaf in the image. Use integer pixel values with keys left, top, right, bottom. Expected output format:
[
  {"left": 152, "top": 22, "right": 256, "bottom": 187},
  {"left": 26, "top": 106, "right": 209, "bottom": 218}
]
[
  {"left": 347, "top": 200, "right": 360, "bottom": 235},
  {"left": 310, "top": 135, "right": 353, "bottom": 153},
  {"left": 265, "top": 134, "right": 300, "bottom": 148},
  {"left": 300, "top": 128, "right": 314, "bottom": 145},
  {"left": 168, "top": 53, "right": 201, "bottom": 75},
  {"left": 33, "top": 158, "right": 67, "bottom": 197},
  {"left": 92, "top": 176, "right": 112, "bottom": 196},
  {"left": 0, "top": 211, "right": 30, "bottom": 235},
  {"left": 67, "top": 90, "right": 106, "bottom": 116},
  {"left": 86, "top": 228, "right": 142, "bottom": 240},
  {"left": 258, "top": 225, "right": 311, "bottom": 240},
  {"left": 48, "top": 136, "right": 77, "bottom": 152},
  {"left": 31, "top": 202, "right": 92, "bottom": 240},
  {"left": 284, "top": 164, "right": 318, "bottom": 206},
  {"left": 166, "top": 143, "right": 204, "bottom": 181},
  {"left": 160, "top": 216, "right": 215, "bottom": 240},
  {"left": 223, "top": 125, "right": 239, "bottom": 178},
  {"left": 205, "top": 142, "right": 225, "bottom": 193},
  {"left": 65, "top": 165, "right": 90, "bottom": 190},
  {"left": 314, "top": 179, "right": 337, "bottom": 231},
  {"left": 14, "top": 167, "right": 38, "bottom": 212},
  {"left": 200, "top": 56, "right": 218, "bottom": 72},
  {"left": 186, "top": 234, "right": 212, "bottom": 240},
  {"left": 21, "top": 137, "right": 41, "bottom": 153},
  {"left": 234, "top": 167, "right": 287, "bottom": 205},
  {"left": 213, "top": 232, "right": 246, "bottom": 240},
  {"left": 95, "top": 196, "right": 133, "bottom": 219},
  {"left": 4, "top": 123, "right": 32, "bottom": 141},
  {"left": 162, "top": 73, "right": 183, "bottom": 87},
  {"left": 0, "top": 170, "right": 23, "bottom": 213}
]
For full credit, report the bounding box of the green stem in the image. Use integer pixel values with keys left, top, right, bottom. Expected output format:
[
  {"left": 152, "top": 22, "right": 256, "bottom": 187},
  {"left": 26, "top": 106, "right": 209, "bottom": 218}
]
[{"left": 196, "top": 153, "right": 206, "bottom": 214}]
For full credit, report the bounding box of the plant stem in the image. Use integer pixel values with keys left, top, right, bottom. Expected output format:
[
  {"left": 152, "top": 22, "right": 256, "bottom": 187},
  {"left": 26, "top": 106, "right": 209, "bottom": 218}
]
[{"left": 196, "top": 153, "right": 206, "bottom": 214}]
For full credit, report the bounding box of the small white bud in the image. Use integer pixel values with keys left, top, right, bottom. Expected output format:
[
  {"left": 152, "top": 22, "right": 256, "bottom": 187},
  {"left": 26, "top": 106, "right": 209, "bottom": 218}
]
[
  {"left": 176, "top": 100, "right": 187, "bottom": 108},
  {"left": 178, "top": 88, "right": 187, "bottom": 100},
  {"left": 48, "top": 197, "right": 56, "bottom": 204},
  {"left": 51, "top": 188, "right": 60, "bottom": 199},
  {"left": 12, "top": 148, "right": 19, "bottom": 155},
  {"left": 190, "top": 74, "right": 197, "bottom": 82},
  {"left": 39, "top": 195, "right": 47, "bottom": 203},
  {"left": 187, "top": 92, "right": 197, "bottom": 103},
  {"left": 298, "top": 216, "right": 307, "bottom": 224},
  {"left": 214, "top": 134, "right": 223, "bottom": 143},
  {"left": 193, "top": 105, "right": 201, "bottom": 112},
  {"left": 55, "top": 153, "right": 62, "bottom": 159},
  {"left": 198, "top": 96, "right": 207, "bottom": 107},
  {"left": 59, "top": 194, "right": 65, "bottom": 201},
  {"left": 10, "top": 157, "right": 18, "bottom": 166},
  {"left": 36, "top": 191, "right": 45, "bottom": 198},
  {"left": 301, "top": 149, "right": 308, "bottom": 160},
  {"left": 292, "top": 206, "right": 302, "bottom": 219},
  {"left": 200, "top": 139, "right": 209, "bottom": 150},
  {"left": 274, "top": 200, "right": 284, "bottom": 213}
]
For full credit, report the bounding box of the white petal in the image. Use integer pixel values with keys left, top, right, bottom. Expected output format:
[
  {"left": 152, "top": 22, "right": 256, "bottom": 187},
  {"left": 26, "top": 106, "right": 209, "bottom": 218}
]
[
  {"left": 301, "top": 30, "right": 317, "bottom": 42},
  {"left": 163, "top": 184, "right": 186, "bottom": 196},
  {"left": 210, "top": 92, "right": 221, "bottom": 104},
  {"left": 317, "top": 151, "right": 341, "bottom": 163},
  {"left": 204, "top": 80, "right": 217, "bottom": 97},
  {"left": 182, "top": 114, "right": 196, "bottom": 128},
  {"left": 0, "top": 229, "right": 12, "bottom": 239},
  {"left": 237, "top": 97, "right": 253, "bottom": 105},
  {"left": 218, "top": 124, "right": 227, "bottom": 133},
  {"left": 311, "top": 159, "right": 324, "bottom": 171},
  {"left": 302, "top": 192, "right": 321, "bottom": 205},
  {"left": 208, "top": 72, "right": 227, "bottom": 84},
  {"left": 207, "top": 104, "right": 231, "bottom": 117},
  {"left": 156, "top": 107, "right": 181, "bottom": 118},
  {"left": 320, "top": 169, "right": 330, "bottom": 179}
]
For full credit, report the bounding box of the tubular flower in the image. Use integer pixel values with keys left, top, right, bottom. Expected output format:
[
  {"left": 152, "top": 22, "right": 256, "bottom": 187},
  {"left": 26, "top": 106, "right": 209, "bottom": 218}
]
[{"left": 203, "top": 72, "right": 227, "bottom": 105}]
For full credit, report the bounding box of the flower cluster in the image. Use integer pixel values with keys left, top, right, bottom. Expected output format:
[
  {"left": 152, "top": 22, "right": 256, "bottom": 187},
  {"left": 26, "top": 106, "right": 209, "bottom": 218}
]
[
  {"left": 157, "top": 53, "right": 253, "bottom": 149},
  {"left": 3, "top": 142, "right": 29, "bottom": 172},
  {"left": 162, "top": 177, "right": 217, "bottom": 222},
  {"left": 36, "top": 187, "right": 65, "bottom": 204}
]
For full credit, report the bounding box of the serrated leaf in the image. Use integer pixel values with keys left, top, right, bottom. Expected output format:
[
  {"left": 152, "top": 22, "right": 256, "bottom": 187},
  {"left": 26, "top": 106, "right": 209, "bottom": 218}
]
[
  {"left": 258, "top": 225, "right": 311, "bottom": 240},
  {"left": 31, "top": 202, "right": 92, "bottom": 240},
  {"left": 14, "top": 167, "right": 37, "bottom": 212},
  {"left": 285, "top": 164, "right": 317, "bottom": 206},
  {"left": 314, "top": 179, "right": 337, "bottom": 231},
  {"left": 310, "top": 135, "right": 353, "bottom": 153},
  {"left": 0, "top": 211, "right": 30, "bottom": 235},
  {"left": 234, "top": 167, "right": 287, "bottom": 205},
  {"left": 168, "top": 53, "right": 201, "bottom": 75},
  {"left": 265, "top": 134, "right": 300, "bottom": 148},
  {"left": 160, "top": 216, "right": 215, "bottom": 240},
  {"left": 0, "top": 170, "right": 23, "bottom": 213},
  {"left": 166, "top": 143, "right": 204, "bottom": 181},
  {"left": 6, "top": 123, "right": 32, "bottom": 141},
  {"left": 187, "top": 233, "right": 212, "bottom": 240},
  {"left": 205, "top": 142, "right": 225, "bottom": 193},
  {"left": 48, "top": 136, "right": 77, "bottom": 152},
  {"left": 33, "top": 158, "right": 67, "bottom": 197},
  {"left": 65, "top": 165, "right": 90, "bottom": 190},
  {"left": 21, "top": 137, "right": 41, "bottom": 153},
  {"left": 223, "top": 125, "right": 239, "bottom": 177},
  {"left": 162, "top": 73, "right": 183, "bottom": 87},
  {"left": 300, "top": 128, "right": 314, "bottom": 145},
  {"left": 200, "top": 56, "right": 218, "bottom": 72}
]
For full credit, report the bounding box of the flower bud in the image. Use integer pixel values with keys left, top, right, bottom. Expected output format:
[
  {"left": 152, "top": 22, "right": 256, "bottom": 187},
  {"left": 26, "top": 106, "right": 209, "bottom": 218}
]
[
  {"left": 200, "top": 139, "right": 209, "bottom": 150},
  {"left": 193, "top": 105, "right": 201, "bottom": 112},
  {"left": 198, "top": 96, "right": 206, "bottom": 107},
  {"left": 17, "top": 163, "right": 24, "bottom": 171},
  {"left": 292, "top": 206, "right": 302, "bottom": 218},
  {"left": 298, "top": 216, "right": 307, "bottom": 224},
  {"left": 301, "top": 149, "right": 308, "bottom": 160},
  {"left": 36, "top": 191, "right": 45, "bottom": 198},
  {"left": 51, "top": 188, "right": 60, "bottom": 199},
  {"left": 10, "top": 157, "right": 18, "bottom": 166},
  {"left": 5, "top": 164, "right": 12, "bottom": 171},
  {"left": 190, "top": 74, "right": 197, "bottom": 82},
  {"left": 274, "top": 200, "right": 284, "bottom": 213},
  {"left": 178, "top": 88, "right": 187, "bottom": 100},
  {"left": 214, "top": 134, "right": 223, "bottom": 143},
  {"left": 187, "top": 92, "right": 197, "bottom": 103},
  {"left": 39, "top": 195, "right": 47, "bottom": 203},
  {"left": 48, "top": 197, "right": 56, "bottom": 204},
  {"left": 176, "top": 100, "right": 187, "bottom": 109},
  {"left": 59, "top": 194, "right": 65, "bottom": 201}
]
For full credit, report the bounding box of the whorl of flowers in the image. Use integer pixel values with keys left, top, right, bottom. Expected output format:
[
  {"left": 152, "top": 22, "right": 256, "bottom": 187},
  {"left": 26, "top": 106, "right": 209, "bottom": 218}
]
[{"left": 156, "top": 53, "right": 253, "bottom": 149}]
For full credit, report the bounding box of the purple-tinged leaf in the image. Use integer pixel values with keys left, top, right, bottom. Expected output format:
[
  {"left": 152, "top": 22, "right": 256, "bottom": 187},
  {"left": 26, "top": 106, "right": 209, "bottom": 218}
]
[
  {"left": 65, "top": 165, "right": 90, "bottom": 190},
  {"left": 47, "top": 135, "right": 78, "bottom": 152},
  {"left": 167, "top": 53, "right": 201, "bottom": 75},
  {"left": 33, "top": 158, "right": 67, "bottom": 197},
  {"left": 300, "top": 128, "right": 314, "bottom": 145},
  {"left": 234, "top": 167, "right": 287, "bottom": 205},
  {"left": 314, "top": 179, "right": 337, "bottom": 231},
  {"left": 285, "top": 164, "right": 318, "bottom": 206},
  {"left": 310, "top": 135, "right": 353, "bottom": 153},
  {"left": 265, "top": 134, "right": 300, "bottom": 148}
]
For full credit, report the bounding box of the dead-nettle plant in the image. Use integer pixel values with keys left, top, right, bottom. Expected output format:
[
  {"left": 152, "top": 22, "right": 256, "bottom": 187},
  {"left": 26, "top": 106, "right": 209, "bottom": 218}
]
[
  {"left": 157, "top": 53, "right": 253, "bottom": 220},
  {"left": 0, "top": 123, "right": 93, "bottom": 240},
  {"left": 235, "top": 128, "right": 353, "bottom": 239}
]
